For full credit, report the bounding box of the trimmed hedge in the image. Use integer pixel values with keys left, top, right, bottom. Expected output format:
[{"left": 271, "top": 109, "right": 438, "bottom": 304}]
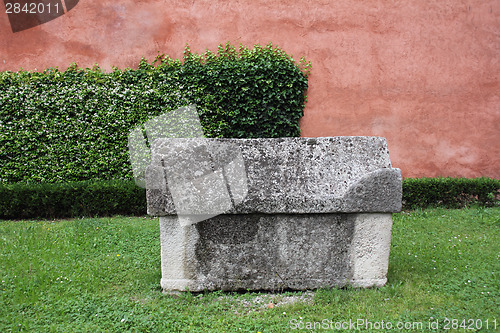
[
  {"left": 0, "top": 42, "right": 310, "bottom": 184},
  {"left": 0, "top": 178, "right": 498, "bottom": 219},
  {"left": 0, "top": 180, "right": 146, "bottom": 219},
  {"left": 402, "top": 177, "right": 499, "bottom": 209}
]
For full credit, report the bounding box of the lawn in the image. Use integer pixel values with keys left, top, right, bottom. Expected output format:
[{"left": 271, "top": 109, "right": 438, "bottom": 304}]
[{"left": 0, "top": 208, "right": 498, "bottom": 332}]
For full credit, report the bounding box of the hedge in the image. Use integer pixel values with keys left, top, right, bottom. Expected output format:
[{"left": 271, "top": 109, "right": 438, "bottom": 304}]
[
  {"left": 0, "top": 42, "right": 310, "bottom": 184},
  {"left": 402, "top": 177, "right": 499, "bottom": 209},
  {"left": 0, "top": 178, "right": 498, "bottom": 219},
  {"left": 0, "top": 180, "right": 146, "bottom": 219}
]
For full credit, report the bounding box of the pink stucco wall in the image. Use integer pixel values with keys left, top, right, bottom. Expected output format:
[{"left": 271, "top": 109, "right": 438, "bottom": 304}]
[{"left": 1, "top": 0, "right": 499, "bottom": 178}]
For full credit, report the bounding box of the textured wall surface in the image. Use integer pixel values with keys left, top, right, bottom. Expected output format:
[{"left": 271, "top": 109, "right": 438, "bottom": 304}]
[{"left": 1, "top": 0, "right": 499, "bottom": 178}]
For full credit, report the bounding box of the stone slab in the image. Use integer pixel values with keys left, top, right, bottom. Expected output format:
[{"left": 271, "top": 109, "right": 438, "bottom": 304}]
[
  {"left": 147, "top": 136, "right": 401, "bottom": 291},
  {"left": 147, "top": 137, "right": 402, "bottom": 216},
  {"left": 159, "top": 213, "right": 393, "bottom": 291}
]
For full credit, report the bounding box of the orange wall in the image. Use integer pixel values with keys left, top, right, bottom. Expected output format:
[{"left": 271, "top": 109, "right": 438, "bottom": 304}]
[{"left": 1, "top": 0, "right": 499, "bottom": 178}]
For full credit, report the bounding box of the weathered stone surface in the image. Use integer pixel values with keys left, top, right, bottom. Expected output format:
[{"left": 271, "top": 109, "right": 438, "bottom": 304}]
[
  {"left": 159, "top": 213, "right": 392, "bottom": 291},
  {"left": 349, "top": 213, "right": 393, "bottom": 287},
  {"left": 147, "top": 136, "right": 402, "bottom": 291},
  {"left": 342, "top": 168, "right": 403, "bottom": 212},
  {"left": 147, "top": 137, "right": 402, "bottom": 216}
]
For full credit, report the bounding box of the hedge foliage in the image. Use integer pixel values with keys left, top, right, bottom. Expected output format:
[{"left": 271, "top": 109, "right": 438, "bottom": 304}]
[
  {"left": 402, "top": 177, "right": 499, "bottom": 209},
  {"left": 0, "top": 180, "right": 146, "bottom": 219},
  {"left": 0, "top": 42, "right": 310, "bottom": 184},
  {"left": 0, "top": 178, "right": 497, "bottom": 219}
]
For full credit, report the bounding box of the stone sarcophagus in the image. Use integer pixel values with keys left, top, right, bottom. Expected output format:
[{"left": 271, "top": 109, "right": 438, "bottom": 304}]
[{"left": 146, "top": 137, "right": 402, "bottom": 292}]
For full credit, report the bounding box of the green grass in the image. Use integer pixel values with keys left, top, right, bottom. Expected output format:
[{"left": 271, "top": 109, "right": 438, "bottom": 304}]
[{"left": 0, "top": 208, "right": 498, "bottom": 332}]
